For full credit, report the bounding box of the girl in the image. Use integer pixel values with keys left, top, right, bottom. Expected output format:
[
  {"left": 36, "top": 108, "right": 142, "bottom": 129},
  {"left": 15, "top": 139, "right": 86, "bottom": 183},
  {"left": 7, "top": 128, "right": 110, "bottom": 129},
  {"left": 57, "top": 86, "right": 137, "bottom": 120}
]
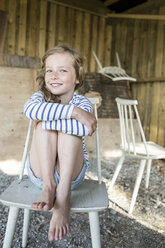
[{"left": 24, "top": 46, "right": 97, "bottom": 242}]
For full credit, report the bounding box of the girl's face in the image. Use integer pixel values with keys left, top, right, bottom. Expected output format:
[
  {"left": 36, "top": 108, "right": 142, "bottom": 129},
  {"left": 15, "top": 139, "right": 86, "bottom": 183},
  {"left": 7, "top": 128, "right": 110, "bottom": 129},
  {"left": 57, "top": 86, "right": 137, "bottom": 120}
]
[{"left": 45, "top": 52, "right": 79, "bottom": 104}]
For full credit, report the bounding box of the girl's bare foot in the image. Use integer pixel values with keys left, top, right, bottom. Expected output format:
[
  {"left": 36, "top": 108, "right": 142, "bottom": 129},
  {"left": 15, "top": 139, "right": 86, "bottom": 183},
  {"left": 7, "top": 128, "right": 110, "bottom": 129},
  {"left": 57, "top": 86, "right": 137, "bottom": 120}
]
[
  {"left": 48, "top": 187, "right": 70, "bottom": 241},
  {"left": 32, "top": 182, "right": 56, "bottom": 211}
]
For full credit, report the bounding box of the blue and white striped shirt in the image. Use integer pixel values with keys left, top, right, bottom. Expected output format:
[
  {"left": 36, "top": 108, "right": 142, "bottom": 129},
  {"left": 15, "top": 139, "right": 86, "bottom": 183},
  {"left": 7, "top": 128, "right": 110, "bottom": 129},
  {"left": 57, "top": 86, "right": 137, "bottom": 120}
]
[{"left": 24, "top": 91, "right": 93, "bottom": 136}]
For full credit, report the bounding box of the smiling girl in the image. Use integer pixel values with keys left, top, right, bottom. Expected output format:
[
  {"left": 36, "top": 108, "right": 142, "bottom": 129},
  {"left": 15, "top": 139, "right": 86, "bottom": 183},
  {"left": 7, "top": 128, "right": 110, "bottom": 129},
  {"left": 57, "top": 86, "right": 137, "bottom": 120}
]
[{"left": 24, "top": 46, "right": 97, "bottom": 242}]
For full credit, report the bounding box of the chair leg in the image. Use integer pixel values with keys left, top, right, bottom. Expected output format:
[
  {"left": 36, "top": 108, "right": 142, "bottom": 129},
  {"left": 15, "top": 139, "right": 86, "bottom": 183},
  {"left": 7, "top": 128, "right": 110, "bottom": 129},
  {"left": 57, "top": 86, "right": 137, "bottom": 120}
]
[
  {"left": 3, "top": 206, "right": 19, "bottom": 248},
  {"left": 109, "top": 154, "right": 125, "bottom": 190},
  {"left": 129, "top": 159, "right": 146, "bottom": 214},
  {"left": 145, "top": 159, "right": 152, "bottom": 189},
  {"left": 22, "top": 209, "right": 31, "bottom": 248},
  {"left": 89, "top": 211, "right": 101, "bottom": 248}
]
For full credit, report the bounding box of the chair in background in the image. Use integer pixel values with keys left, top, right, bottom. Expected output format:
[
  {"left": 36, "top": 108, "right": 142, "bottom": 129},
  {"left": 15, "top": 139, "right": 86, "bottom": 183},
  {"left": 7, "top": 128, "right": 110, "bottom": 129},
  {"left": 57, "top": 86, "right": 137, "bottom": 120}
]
[
  {"left": 93, "top": 51, "right": 136, "bottom": 82},
  {"left": 109, "top": 97, "right": 165, "bottom": 214},
  {"left": 0, "top": 98, "right": 109, "bottom": 248}
]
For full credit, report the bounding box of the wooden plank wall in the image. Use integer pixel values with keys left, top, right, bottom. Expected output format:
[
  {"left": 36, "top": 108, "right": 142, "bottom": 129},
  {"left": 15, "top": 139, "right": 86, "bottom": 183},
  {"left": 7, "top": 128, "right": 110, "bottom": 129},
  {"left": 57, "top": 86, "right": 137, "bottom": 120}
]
[
  {"left": 108, "top": 6, "right": 165, "bottom": 146},
  {"left": 1, "top": 0, "right": 165, "bottom": 147},
  {"left": 0, "top": 66, "right": 36, "bottom": 160},
  {"left": 0, "top": 10, "right": 8, "bottom": 52},
  {"left": 0, "top": 0, "right": 111, "bottom": 72}
]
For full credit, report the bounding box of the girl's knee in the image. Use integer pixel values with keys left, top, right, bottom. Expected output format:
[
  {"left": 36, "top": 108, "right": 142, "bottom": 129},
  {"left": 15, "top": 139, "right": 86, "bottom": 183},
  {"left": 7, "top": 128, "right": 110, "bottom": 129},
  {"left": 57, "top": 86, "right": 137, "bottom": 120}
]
[{"left": 58, "top": 131, "right": 81, "bottom": 141}]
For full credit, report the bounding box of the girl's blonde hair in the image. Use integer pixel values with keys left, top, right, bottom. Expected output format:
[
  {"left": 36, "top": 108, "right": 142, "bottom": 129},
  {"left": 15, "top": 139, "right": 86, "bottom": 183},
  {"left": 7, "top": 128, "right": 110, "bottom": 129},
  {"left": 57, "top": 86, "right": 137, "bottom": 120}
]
[{"left": 37, "top": 45, "right": 84, "bottom": 103}]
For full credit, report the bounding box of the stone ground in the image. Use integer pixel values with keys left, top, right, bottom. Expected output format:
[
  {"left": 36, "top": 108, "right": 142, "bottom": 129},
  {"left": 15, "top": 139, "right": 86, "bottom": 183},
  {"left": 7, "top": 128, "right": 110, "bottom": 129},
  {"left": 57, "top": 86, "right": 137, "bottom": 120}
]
[{"left": 0, "top": 157, "right": 165, "bottom": 248}]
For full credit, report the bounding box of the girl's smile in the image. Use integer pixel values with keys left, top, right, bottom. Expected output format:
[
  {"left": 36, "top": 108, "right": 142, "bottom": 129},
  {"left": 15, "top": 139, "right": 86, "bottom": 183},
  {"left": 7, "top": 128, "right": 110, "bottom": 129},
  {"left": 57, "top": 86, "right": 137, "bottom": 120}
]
[{"left": 45, "top": 52, "right": 79, "bottom": 104}]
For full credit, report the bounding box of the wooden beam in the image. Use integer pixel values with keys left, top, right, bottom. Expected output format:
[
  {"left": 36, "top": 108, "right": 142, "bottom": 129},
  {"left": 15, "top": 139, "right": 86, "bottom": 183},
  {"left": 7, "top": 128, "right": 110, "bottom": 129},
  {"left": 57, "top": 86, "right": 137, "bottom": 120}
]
[
  {"left": 0, "top": 54, "right": 41, "bottom": 69},
  {"left": 44, "top": 0, "right": 109, "bottom": 16},
  {"left": 106, "top": 13, "right": 165, "bottom": 21},
  {"left": 104, "top": 0, "right": 119, "bottom": 7}
]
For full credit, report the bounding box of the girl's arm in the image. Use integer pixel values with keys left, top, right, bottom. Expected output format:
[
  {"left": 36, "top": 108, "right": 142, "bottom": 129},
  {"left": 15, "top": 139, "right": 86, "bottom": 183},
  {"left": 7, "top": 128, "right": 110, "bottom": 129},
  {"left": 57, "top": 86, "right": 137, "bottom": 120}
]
[
  {"left": 43, "top": 96, "right": 97, "bottom": 136},
  {"left": 43, "top": 119, "right": 89, "bottom": 136},
  {"left": 24, "top": 92, "right": 97, "bottom": 136},
  {"left": 71, "top": 107, "right": 97, "bottom": 136},
  {"left": 24, "top": 91, "right": 74, "bottom": 121}
]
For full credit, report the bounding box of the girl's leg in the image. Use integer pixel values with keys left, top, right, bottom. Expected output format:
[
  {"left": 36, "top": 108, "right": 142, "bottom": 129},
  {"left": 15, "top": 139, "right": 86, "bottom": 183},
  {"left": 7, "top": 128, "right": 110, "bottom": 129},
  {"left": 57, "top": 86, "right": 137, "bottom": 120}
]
[
  {"left": 48, "top": 132, "right": 84, "bottom": 241},
  {"left": 30, "top": 122, "right": 58, "bottom": 211}
]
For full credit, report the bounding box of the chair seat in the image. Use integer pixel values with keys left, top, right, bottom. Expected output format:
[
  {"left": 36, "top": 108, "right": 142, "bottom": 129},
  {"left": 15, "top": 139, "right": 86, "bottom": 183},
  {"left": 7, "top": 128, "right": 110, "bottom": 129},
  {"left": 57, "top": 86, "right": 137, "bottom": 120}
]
[
  {"left": 124, "top": 141, "right": 165, "bottom": 159},
  {"left": 0, "top": 178, "right": 109, "bottom": 212}
]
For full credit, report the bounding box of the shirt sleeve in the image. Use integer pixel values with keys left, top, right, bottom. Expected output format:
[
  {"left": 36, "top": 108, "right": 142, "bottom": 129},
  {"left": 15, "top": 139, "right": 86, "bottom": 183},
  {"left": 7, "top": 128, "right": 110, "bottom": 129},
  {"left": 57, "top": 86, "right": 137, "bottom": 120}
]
[
  {"left": 76, "top": 96, "right": 93, "bottom": 113},
  {"left": 42, "top": 95, "right": 94, "bottom": 136},
  {"left": 24, "top": 91, "right": 74, "bottom": 121},
  {"left": 42, "top": 119, "right": 89, "bottom": 136}
]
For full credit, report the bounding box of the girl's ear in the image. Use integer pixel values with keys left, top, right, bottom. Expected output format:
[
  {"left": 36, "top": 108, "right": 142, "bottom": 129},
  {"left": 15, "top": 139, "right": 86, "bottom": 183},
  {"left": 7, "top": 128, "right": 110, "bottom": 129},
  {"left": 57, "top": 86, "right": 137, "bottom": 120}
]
[{"left": 75, "top": 79, "right": 80, "bottom": 85}]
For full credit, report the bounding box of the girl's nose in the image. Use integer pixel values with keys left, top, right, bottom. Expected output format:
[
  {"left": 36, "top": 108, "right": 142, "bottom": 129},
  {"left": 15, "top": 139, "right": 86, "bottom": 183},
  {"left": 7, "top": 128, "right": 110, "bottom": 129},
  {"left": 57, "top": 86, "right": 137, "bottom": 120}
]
[{"left": 51, "top": 71, "right": 58, "bottom": 79}]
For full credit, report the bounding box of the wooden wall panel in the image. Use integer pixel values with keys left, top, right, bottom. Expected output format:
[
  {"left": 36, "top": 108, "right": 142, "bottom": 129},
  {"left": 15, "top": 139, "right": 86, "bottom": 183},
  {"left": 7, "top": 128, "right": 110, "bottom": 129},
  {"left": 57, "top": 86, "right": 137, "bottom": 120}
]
[
  {"left": 47, "top": 2, "right": 57, "bottom": 49},
  {"left": 155, "top": 6, "right": 165, "bottom": 146},
  {"left": 89, "top": 15, "right": 98, "bottom": 72},
  {"left": 38, "top": 0, "right": 47, "bottom": 58},
  {"left": 83, "top": 13, "right": 91, "bottom": 71},
  {"left": 104, "top": 25, "right": 112, "bottom": 66},
  {"left": 97, "top": 17, "right": 105, "bottom": 67},
  {"left": 17, "top": 0, "right": 27, "bottom": 55},
  {"left": 108, "top": 6, "right": 165, "bottom": 146},
  {"left": 0, "top": 0, "right": 6, "bottom": 11},
  {"left": 66, "top": 8, "right": 75, "bottom": 48},
  {"left": 8, "top": 0, "right": 17, "bottom": 54},
  {"left": 1, "top": 0, "right": 165, "bottom": 147},
  {"left": 0, "top": 0, "right": 111, "bottom": 72},
  {"left": 0, "top": 10, "right": 8, "bottom": 53},
  {"left": 74, "top": 11, "right": 83, "bottom": 52},
  {"left": 0, "top": 66, "right": 36, "bottom": 160}
]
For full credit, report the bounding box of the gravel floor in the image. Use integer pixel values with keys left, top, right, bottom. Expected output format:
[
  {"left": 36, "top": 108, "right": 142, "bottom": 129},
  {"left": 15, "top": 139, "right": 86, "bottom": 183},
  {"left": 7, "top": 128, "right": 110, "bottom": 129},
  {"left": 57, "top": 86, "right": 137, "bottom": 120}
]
[{"left": 0, "top": 157, "right": 165, "bottom": 248}]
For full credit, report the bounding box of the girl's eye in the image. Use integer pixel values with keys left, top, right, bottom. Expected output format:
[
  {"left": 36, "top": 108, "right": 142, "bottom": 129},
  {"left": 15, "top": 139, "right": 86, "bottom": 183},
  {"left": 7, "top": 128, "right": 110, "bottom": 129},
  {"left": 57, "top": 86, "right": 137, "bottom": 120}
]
[
  {"left": 60, "top": 69, "right": 67, "bottom": 73},
  {"left": 46, "top": 69, "right": 52, "bottom": 73}
]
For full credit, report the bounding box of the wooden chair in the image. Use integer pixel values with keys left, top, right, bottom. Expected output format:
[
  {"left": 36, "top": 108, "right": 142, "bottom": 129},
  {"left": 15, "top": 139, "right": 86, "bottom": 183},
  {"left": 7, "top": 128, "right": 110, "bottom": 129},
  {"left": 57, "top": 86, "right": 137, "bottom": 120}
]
[
  {"left": 93, "top": 51, "right": 136, "bottom": 82},
  {"left": 109, "top": 97, "right": 165, "bottom": 214},
  {"left": 0, "top": 98, "right": 109, "bottom": 248}
]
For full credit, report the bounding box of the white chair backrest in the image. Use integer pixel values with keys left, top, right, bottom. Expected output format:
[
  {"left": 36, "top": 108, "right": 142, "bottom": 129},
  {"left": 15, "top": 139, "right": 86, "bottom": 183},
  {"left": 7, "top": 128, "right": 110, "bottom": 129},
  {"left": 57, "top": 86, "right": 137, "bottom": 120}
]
[
  {"left": 19, "top": 98, "right": 102, "bottom": 183},
  {"left": 93, "top": 51, "right": 136, "bottom": 82},
  {"left": 115, "top": 97, "right": 149, "bottom": 156},
  {"left": 88, "top": 98, "right": 101, "bottom": 184}
]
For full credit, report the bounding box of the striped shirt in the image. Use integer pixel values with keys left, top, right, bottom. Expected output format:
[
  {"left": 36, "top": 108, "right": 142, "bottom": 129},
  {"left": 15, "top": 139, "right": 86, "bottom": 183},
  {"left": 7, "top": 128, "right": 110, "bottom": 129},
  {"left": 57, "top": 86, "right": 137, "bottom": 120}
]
[
  {"left": 24, "top": 91, "right": 93, "bottom": 136},
  {"left": 24, "top": 91, "right": 93, "bottom": 167}
]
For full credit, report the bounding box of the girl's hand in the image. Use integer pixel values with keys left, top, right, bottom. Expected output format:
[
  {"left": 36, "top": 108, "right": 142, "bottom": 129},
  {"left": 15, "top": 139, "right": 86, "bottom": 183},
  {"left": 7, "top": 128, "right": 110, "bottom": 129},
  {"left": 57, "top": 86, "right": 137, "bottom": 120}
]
[{"left": 72, "top": 107, "right": 97, "bottom": 136}]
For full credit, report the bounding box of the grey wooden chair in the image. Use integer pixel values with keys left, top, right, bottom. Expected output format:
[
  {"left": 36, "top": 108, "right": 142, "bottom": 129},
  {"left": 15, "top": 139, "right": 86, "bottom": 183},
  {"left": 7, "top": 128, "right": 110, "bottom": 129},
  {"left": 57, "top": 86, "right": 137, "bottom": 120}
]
[
  {"left": 0, "top": 98, "right": 109, "bottom": 248},
  {"left": 109, "top": 97, "right": 165, "bottom": 214}
]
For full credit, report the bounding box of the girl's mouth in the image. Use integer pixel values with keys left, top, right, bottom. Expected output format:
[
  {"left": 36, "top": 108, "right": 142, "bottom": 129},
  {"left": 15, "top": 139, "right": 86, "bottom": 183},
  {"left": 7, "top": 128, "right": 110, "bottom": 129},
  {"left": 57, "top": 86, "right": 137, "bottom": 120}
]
[{"left": 51, "top": 83, "right": 62, "bottom": 87}]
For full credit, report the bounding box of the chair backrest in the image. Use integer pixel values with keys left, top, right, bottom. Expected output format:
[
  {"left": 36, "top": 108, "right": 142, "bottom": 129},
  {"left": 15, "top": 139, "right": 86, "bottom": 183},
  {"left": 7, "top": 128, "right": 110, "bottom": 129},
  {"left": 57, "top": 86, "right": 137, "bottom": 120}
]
[
  {"left": 19, "top": 98, "right": 102, "bottom": 184},
  {"left": 93, "top": 51, "right": 136, "bottom": 82},
  {"left": 115, "top": 97, "right": 149, "bottom": 156},
  {"left": 88, "top": 98, "right": 101, "bottom": 184}
]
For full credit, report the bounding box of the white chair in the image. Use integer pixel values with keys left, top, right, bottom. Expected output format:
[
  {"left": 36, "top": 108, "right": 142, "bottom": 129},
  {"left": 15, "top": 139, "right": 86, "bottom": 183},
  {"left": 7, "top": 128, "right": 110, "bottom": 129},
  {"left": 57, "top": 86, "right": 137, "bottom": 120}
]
[
  {"left": 0, "top": 98, "right": 109, "bottom": 248},
  {"left": 109, "top": 97, "right": 165, "bottom": 214},
  {"left": 93, "top": 51, "right": 136, "bottom": 82}
]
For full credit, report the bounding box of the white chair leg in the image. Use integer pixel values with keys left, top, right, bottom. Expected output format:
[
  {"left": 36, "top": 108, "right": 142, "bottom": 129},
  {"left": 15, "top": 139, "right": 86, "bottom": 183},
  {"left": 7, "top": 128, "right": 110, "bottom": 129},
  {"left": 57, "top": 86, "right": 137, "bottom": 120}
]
[
  {"left": 22, "top": 209, "right": 31, "bottom": 248},
  {"left": 3, "top": 206, "right": 19, "bottom": 248},
  {"left": 129, "top": 159, "right": 146, "bottom": 214},
  {"left": 109, "top": 154, "right": 125, "bottom": 190},
  {"left": 89, "top": 211, "right": 101, "bottom": 248},
  {"left": 145, "top": 159, "right": 152, "bottom": 189}
]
